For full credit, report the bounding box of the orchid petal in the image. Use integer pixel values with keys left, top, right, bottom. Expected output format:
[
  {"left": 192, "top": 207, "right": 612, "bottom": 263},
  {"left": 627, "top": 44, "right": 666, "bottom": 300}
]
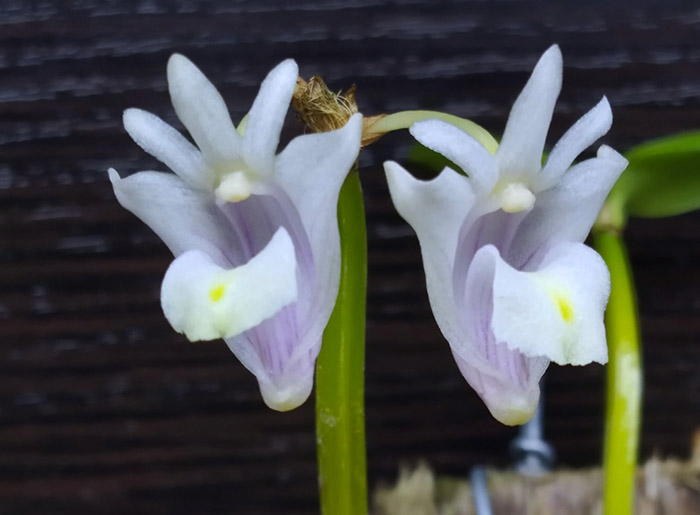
[
  {"left": 490, "top": 241, "right": 610, "bottom": 366},
  {"left": 123, "top": 108, "right": 214, "bottom": 191},
  {"left": 243, "top": 59, "right": 299, "bottom": 176},
  {"left": 160, "top": 228, "right": 297, "bottom": 342},
  {"left": 508, "top": 145, "right": 628, "bottom": 269},
  {"left": 496, "top": 45, "right": 563, "bottom": 178},
  {"left": 410, "top": 119, "right": 498, "bottom": 194},
  {"left": 274, "top": 114, "right": 362, "bottom": 342},
  {"left": 535, "top": 97, "right": 613, "bottom": 191},
  {"left": 385, "top": 161, "right": 476, "bottom": 348},
  {"left": 167, "top": 54, "right": 242, "bottom": 165},
  {"left": 108, "top": 169, "right": 237, "bottom": 266}
]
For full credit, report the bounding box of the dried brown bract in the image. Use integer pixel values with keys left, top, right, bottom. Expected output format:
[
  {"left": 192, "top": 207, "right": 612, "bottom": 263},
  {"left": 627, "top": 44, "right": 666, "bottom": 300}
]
[{"left": 292, "top": 75, "right": 385, "bottom": 147}]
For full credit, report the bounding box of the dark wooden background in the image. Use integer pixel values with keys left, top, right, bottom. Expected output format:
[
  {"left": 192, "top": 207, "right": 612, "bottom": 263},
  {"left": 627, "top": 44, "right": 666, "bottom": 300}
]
[{"left": 2, "top": 1, "right": 700, "bottom": 513}]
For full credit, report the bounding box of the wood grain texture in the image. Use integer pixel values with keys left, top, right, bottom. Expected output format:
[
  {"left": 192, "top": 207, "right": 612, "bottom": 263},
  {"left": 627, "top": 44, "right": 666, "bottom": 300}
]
[{"left": 2, "top": 0, "right": 700, "bottom": 513}]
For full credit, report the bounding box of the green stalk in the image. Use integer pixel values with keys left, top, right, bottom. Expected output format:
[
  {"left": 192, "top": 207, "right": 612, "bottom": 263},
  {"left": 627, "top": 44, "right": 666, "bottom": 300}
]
[
  {"left": 593, "top": 229, "right": 642, "bottom": 515},
  {"left": 315, "top": 167, "right": 368, "bottom": 515},
  {"left": 367, "top": 110, "right": 499, "bottom": 154}
]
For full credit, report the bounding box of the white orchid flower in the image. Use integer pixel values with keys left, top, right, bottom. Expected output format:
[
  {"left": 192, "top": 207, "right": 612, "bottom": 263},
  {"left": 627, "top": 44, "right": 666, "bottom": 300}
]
[
  {"left": 384, "top": 45, "right": 628, "bottom": 425},
  {"left": 110, "top": 54, "right": 362, "bottom": 411}
]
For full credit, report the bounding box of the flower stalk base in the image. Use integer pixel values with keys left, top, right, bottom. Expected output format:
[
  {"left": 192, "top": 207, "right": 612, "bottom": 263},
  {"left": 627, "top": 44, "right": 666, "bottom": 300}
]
[
  {"left": 315, "top": 167, "right": 368, "bottom": 515},
  {"left": 594, "top": 230, "right": 642, "bottom": 515}
]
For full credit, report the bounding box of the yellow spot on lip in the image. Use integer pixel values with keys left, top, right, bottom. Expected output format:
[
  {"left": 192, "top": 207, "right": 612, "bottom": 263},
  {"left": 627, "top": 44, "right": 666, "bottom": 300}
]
[
  {"left": 556, "top": 295, "right": 574, "bottom": 323},
  {"left": 209, "top": 284, "right": 225, "bottom": 302}
]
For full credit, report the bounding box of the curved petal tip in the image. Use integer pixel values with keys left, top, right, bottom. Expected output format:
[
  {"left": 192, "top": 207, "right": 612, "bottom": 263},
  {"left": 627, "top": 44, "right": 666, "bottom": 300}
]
[
  {"left": 528, "top": 44, "right": 563, "bottom": 97},
  {"left": 597, "top": 144, "right": 627, "bottom": 165},
  {"left": 167, "top": 53, "right": 196, "bottom": 81},
  {"left": 107, "top": 167, "right": 120, "bottom": 183},
  {"left": 259, "top": 372, "right": 313, "bottom": 411},
  {"left": 273, "top": 58, "right": 299, "bottom": 82},
  {"left": 483, "top": 388, "right": 540, "bottom": 426},
  {"left": 543, "top": 44, "right": 562, "bottom": 64}
]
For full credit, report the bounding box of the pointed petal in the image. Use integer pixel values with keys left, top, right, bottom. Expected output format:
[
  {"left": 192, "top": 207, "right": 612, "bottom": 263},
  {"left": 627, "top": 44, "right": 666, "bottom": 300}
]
[
  {"left": 409, "top": 119, "right": 498, "bottom": 193},
  {"left": 276, "top": 114, "right": 362, "bottom": 243},
  {"left": 160, "top": 228, "right": 297, "bottom": 342},
  {"left": 385, "top": 161, "right": 475, "bottom": 262},
  {"left": 385, "top": 160, "right": 477, "bottom": 349},
  {"left": 123, "top": 108, "right": 214, "bottom": 190},
  {"left": 167, "top": 54, "right": 242, "bottom": 165},
  {"left": 490, "top": 241, "right": 610, "bottom": 366},
  {"left": 109, "top": 169, "right": 237, "bottom": 265},
  {"left": 535, "top": 97, "right": 613, "bottom": 191},
  {"left": 274, "top": 114, "right": 362, "bottom": 346},
  {"left": 243, "top": 59, "right": 299, "bottom": 176},
  {"left": 496, "top": 45, "right": 563, "bottom": 178},
  {"left": 508, "top": 145, "right": 628, "bottom": 269}
]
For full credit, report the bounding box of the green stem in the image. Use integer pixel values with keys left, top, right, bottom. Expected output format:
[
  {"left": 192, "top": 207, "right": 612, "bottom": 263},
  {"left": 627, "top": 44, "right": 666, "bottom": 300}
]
[
  {"left": 315, "top": 167, "right": 368, "bottom": 515},
  {"left": 367, "top": 110, "right": 499, "bottom": 154},
  {"left": 593, "top": 230, "right": 642, "bottom": 515}
]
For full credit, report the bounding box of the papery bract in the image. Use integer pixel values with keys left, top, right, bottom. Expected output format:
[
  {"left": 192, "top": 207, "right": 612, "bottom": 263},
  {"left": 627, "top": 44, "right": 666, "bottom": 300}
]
[
  {"left": 385, "top": 45, "right": 628, "bottom": 425},
  {"left": 110, "top": 54, "right": 362, "bottom": 411}
]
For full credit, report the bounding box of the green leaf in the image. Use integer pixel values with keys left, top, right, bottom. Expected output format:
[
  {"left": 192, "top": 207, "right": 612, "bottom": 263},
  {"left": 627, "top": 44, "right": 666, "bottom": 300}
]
[{"left": 608, "top": 131, "right": 700, "bottom": 219}]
